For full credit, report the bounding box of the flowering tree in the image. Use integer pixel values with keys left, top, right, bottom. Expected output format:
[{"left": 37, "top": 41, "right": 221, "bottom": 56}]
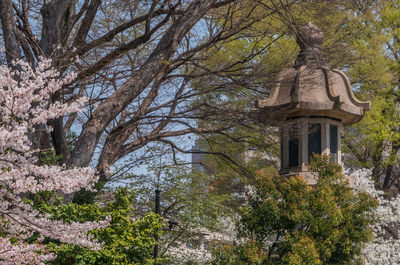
[
  {"left": 165, "top": 226, "right": 236, "bottom": 264},
  {"left": 351, "top": 168, "right": 400, "bottom": 264},
  {"left": 0, "top": 59, "right": 108, "bottom": 264}
]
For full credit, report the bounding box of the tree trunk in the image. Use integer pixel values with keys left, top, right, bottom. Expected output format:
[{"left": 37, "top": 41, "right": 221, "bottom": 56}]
[
  {"left": 383, "top": 144, "right": 400, "bottom": 190},
  {"left": 0, "top": 0, "right": 21, "bottom": 64},
  {"left": 67, "top": 0, "right": 218, "bottom": 169}
]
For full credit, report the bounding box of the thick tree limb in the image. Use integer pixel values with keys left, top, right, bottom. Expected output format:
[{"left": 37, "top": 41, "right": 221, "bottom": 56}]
[
  {"left": 67, "top": 0, "right": 220, "bottom": 169},
  {"left": 0, "top": 0, "right": 21, "bottom": 64}
]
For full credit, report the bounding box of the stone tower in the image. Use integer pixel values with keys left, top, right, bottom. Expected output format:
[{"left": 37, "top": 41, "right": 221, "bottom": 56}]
[{"left": 256, "top": 23, "right": 370, "bottom": 184}]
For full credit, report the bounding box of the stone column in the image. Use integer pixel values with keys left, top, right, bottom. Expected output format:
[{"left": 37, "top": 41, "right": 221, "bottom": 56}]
[
  {"left": 300, "top": 121, "right": 308, "bottom": 170},
  {"left": 321, "top": 122, "right": 330, "bottom": 155},
  {"left": 337, "top": 124, "right": 342, "bottom": 165}
]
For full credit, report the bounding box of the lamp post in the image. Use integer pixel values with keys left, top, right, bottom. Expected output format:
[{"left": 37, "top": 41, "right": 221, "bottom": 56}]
[{"left": 153, "top": 188, "right": 161, "bottom": 259}]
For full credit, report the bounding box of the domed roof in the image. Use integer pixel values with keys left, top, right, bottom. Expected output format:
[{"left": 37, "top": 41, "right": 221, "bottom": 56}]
[{"left": 256, "top": 23, "right": 370, "bottom": 125}]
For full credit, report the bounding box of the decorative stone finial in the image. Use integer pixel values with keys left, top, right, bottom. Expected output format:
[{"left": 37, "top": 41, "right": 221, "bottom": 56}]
[
  {"left": 296, "top": 22, "right": 324, "bottom": 49},
  {"left": 295, "top": 22, "right": 325, "bottom": 67}
]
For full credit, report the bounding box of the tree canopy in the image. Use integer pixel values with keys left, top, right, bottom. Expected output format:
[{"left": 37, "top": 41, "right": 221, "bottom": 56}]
[{"left": 0, "top": 0, "right": 292, "bottom": 183}]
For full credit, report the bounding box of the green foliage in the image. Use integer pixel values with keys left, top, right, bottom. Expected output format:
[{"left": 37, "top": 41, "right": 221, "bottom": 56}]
[
  {"left": 344, "top": 95, "right": 400, "bottom": 163},
  {"left": 337, "top": 0, "right": 400, "bottom": 187},
  {"left": 209, "top": 241, "right": 266, "bottom": 265},
  {"left": 37, "top": 188, "right": 163, "bottom": 265},
  {"left": 211, "top": 155, "right": 377, "bottom": 265},
  {"left": 39, "top": 150, "right": 63, "bottom": 166},
  {"left": 72, "top": 181, "right": 106, "bottom": 205}
]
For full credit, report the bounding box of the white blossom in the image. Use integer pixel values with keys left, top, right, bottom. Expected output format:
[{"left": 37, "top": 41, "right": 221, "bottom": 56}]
[
  {"left": 349, "top": 168, "right": 400, "bottom": 264},
  {"left": 0, "top": 59, "right": 109, "bottom": 263}
]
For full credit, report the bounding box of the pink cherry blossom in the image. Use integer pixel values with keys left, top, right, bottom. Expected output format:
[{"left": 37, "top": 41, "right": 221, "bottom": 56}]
[{"left": 0, "top": 59, "right": 108, "bottom": 264}]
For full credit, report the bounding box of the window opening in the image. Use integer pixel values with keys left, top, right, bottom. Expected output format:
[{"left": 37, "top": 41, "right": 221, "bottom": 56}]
[
  {"left": 308, "top": 123, "right": 321, "bottom": 161},
  {"left": 289, "top": 127, "right": 299, "bottom": 167},
  {"left": 330, "top": 124, "right": 338, "bottom": 163}
]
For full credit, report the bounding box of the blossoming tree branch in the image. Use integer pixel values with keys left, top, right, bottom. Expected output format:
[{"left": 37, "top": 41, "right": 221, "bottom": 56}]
[{"left": 0, "top": 59, "right": 109, "bottom": 264}]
